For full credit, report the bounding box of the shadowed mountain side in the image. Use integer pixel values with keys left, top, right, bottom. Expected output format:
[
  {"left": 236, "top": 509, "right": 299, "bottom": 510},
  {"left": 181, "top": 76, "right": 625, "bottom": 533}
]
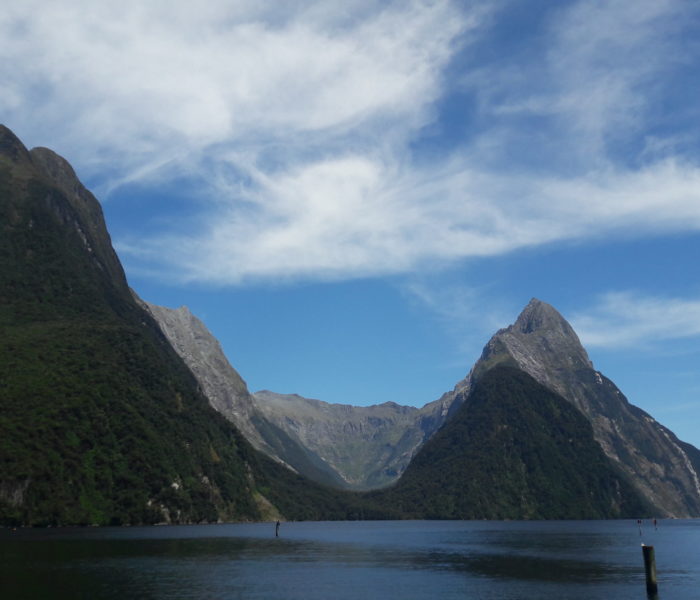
[
  {"left": 0, "top": 125, "right": 388, "bottom": 526},
  {"left": 473, "top": 298, "right": 700, "bottom": 517},
  {"left": 369, "top": 366, "right": 652, "bottom": 519}
]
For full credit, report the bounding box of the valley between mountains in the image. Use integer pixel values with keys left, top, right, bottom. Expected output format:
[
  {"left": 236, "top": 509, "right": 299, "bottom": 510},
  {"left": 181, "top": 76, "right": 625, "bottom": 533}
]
[{"left": 2, "top": 123, "right": 699, "bottom": 525}]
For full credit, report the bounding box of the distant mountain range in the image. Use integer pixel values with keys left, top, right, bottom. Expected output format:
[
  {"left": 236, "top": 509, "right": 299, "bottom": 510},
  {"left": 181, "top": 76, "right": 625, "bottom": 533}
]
[
  {"left": 144, "top": 303, "right": 465, "bottom": 490},
  {"left": 147, "top": 295, "right": 700, "bottom": 517},
  {"left": 2, "top": 124, "right": 699, "bottom": 524}
]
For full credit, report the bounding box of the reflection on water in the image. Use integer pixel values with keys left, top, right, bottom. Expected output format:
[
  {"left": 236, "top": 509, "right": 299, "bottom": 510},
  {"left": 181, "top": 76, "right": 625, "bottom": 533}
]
[{"left": 1, "top": 520, "right": 699, "bottom": 600}]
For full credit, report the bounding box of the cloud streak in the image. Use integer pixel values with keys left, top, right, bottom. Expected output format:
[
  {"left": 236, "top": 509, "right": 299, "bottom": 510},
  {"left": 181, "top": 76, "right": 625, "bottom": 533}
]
[
  {"left": 1, "top": 1, "right": 469, "bottom": 173},
  {"left": 2, "top": 0, "right": 699, "bottom": 285},
  {"left": 572, "top": 292, "right": 700, "bottom": 349},
  {"left": 122, "top": 156, "right": 700, "bottom": 284}
]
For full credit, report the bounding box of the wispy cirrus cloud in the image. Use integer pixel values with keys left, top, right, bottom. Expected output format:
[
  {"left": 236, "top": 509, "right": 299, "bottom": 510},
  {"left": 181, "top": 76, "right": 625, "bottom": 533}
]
[
  {"left": 121, "top": 155, "right": 700, "bottom": 284},
  {"left": 2, "top": 0, "right": 699, "bottom": 286},
  {"left": 571, "top": 292, "right": 700, "bottom": 349},
  {"left": 0, "top": 0, "right": 472, "bottom": 178}
]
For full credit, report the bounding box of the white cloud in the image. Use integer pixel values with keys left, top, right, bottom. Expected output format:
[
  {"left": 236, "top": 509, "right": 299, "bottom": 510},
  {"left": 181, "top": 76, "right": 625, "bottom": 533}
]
[
  {"left": 571, "top": 292, "right": 700, "bottom": 348},
  {"left": 544, "top": 0, "right": 682, "bottom": 152},
  {"left": 400, "top": 278, "right": 513, "bottom": 363},
  {"left": 121, "top": 154, "right": 700, "bottom": 284},
  {"left": 2, "top": 1, "right": 699, "bottom": 286},
  {"left": 0, "top": 0, "right": 470, "bottom": 176},
  {"left": 474, "top": 0, "right": 691, "bottom": 164}
]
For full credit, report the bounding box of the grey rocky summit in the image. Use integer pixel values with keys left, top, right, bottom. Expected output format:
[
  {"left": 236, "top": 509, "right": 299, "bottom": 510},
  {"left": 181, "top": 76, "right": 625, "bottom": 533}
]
[{"left": 471, "top": 298, "right": 700, "bottom": 517}]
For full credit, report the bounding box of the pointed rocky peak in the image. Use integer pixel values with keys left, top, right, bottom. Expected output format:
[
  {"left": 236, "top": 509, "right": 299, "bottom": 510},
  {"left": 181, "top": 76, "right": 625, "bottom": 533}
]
[
  {"left": 467, "top": 297, "right": 700, "bottom": 518},
  {"left": 500, "top": 298, "right": 591, "bottom": 367},
  {"left": 0, "top": 124, "right": 32, "bottom": 166},
  {"left": 472, "top": 298, "right": 593, "bottom": 391},
  {"left": 514, "top": 298, "right": 573, "bottom": 335}
]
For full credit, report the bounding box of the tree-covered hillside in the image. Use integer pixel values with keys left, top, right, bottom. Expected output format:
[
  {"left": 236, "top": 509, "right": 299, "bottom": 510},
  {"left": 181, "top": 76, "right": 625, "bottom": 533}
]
[
  {"left": 0, "top": 125, "right": 388, "bottom": 526},
  {"left": 370, "top": 366, "right": 652, "bottom": 519}
]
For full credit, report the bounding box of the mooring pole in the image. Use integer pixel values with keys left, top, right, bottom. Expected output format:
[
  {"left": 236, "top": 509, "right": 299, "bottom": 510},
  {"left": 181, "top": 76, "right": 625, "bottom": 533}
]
[{"left": 642, "top": 544, "right": 658, "bottom": 594}]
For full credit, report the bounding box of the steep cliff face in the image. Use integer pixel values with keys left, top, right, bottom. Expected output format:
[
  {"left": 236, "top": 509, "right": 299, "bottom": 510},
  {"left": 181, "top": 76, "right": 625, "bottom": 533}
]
[
  {"left": 0, "top": 125, "right": 381, "bottom": 525},
  {"left": 371, "top": 366, "right": 651, "bottom": 519},
  {"left": 472, "top": 298, "right": 700, "bottom": 517},
  {"left": 142, "top": 304, "right": 261, "bottom": 446},
  {"left": 145, "top": 301, "right": 466, "bottom": 490}
]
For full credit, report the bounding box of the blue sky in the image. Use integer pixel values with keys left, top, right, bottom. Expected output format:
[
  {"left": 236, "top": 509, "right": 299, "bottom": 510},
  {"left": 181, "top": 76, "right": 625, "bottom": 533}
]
[{"left": 3, "top": 1, "right": 700, "bottom": 446}]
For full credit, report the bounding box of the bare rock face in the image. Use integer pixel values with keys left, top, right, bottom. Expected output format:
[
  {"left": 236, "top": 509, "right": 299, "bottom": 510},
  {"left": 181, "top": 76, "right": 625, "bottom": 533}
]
[
  {"left": 146, "top": 302, "right": 465, "bottom": 490},
  {"left": 473, "top": 298, "right": 700, "bottom": 517},
  {"left": 252, "top": 391, "right": 446, "bottom": 490},
  {"left": 143, "top": 304, "right": 268, "bottom": 452}
]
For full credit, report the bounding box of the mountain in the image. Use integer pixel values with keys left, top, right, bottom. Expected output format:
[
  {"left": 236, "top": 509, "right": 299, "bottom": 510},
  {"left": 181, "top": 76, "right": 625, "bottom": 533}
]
[
  {"left": 370, "top": 366, "right": 652, "bottom": 519},
  {"left": 141, "top": 303, "right": 353, "bottom": 489},
  {"left": 8, "top": 122, "right": 696, "bottom": 522},
  {"left": 145, "top": 301, "right": 464, "bottom": 489},
  {"left": 0, "top": 125, "right": 385, "bottom": 526},
  {"left": 252, "top": 390, "right": 450, "bottom": 489},
  {"left": 146, "top": 294, "right": 700, "bottom": 515},
  {"left": 460, "top": 298, "right": 700, "bottom": 517}
]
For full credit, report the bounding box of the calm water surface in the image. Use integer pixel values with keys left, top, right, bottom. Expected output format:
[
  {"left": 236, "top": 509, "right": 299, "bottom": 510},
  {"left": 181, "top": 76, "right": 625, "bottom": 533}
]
[{"left": 1, "top": 519, "right": 698, "bottom": 599}]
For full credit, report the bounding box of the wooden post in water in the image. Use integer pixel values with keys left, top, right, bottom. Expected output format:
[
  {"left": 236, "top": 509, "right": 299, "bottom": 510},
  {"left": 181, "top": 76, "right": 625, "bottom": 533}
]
[{"left": 642, "top": 544, "right": 658, "bottom": 594}]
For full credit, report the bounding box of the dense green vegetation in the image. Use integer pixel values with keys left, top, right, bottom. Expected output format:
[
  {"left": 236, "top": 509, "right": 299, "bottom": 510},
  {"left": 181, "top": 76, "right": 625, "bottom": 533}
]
[
  {"left": 0, "top": 127, "right": 389, "bottom": 526},
  {"left": 0, "top": 135, "right": 252, "bottom": 525},
  {"left": 370, "top": 366, "right": 652, "bottom": 519},
  {"left": 0, "top": 126, "right": 658, "bottom": 526}
]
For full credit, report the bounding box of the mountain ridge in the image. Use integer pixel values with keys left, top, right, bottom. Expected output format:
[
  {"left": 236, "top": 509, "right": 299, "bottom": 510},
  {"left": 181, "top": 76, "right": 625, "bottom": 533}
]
[
  {"left": 0, "top": 124, "right": 386, "bottom": 525},
  {"left": 146, "top": 295, "right": 700, "bottom": 515},
  {"left": 369, "top": 365, "right": 653, "bottom": 519},
  {"left": 145, "top": 300, "right": 465, "bottom": 490},
  {"left": 5, "top": 123, "right": 700, "bottom": 522},
  {"left": 470, "top": 298, "right": 700, "bottom": 517}
]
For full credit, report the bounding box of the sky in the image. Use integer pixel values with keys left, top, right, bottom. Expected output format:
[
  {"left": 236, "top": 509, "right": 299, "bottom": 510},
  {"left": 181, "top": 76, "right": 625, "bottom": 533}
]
[{"left": 2, "top": 1, "right": 700, "bottom": 446}]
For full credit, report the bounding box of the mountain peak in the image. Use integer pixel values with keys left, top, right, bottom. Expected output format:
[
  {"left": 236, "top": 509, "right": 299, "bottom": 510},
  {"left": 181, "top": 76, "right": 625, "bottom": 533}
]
[
  {"left": 513, "top": 298, "right": 573, "bottom": 335},
  {"left": 29, "top": 146, "right": 82, "bottom": 199},
  {"left": 468, "top": 297, "right": 700, "bottom": 517},
  {"left": 474, "top": 298, "right": 593, "bottom": 388},
  {"left": 0, "top": 124, "right": 32, "bottom": 165}
]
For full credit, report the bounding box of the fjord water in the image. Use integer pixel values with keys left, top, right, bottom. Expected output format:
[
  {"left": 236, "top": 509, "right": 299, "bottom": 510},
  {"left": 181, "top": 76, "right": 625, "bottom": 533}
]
[{"left": 2, "top": 520, "right": 698, "bottom": 599}]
